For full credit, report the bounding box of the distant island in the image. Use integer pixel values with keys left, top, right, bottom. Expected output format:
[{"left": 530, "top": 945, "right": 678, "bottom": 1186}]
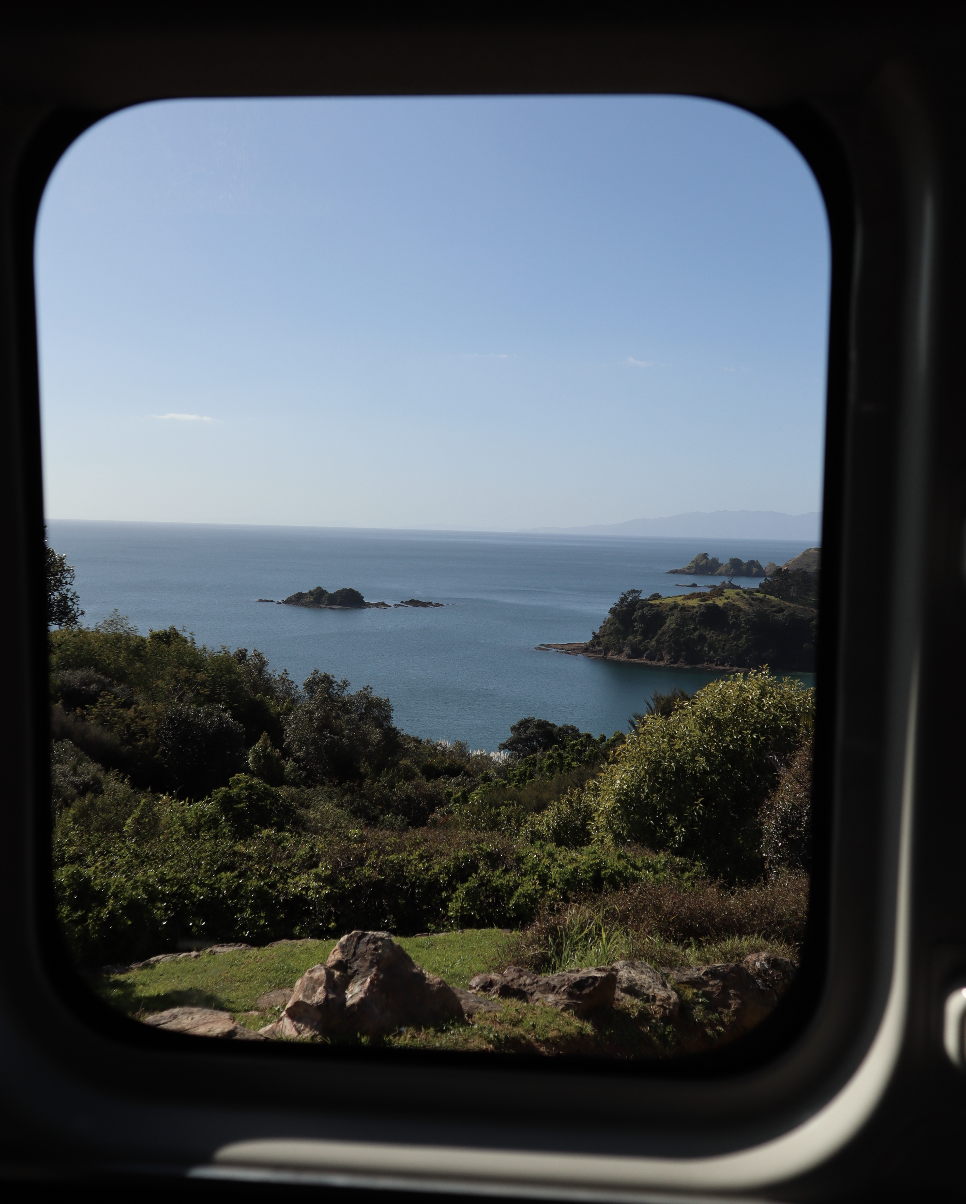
[
  {"left": 667, "top": 553, "right": 766, "bottom": 577},
  {"left": 538, "top": 548, "right": 820, "bottom": 671},
  {"left": 257, "top": 587, "right": 444, "bottom": 610}
]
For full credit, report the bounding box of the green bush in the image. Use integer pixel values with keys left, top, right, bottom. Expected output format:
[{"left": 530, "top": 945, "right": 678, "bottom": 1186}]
[
  {"left": 53, "top": 813, "right": 673, "bottom": 965},
  {"left": 591, "top": 670, "right": 813, "bottom": 879},
  {"left": 522, "top": 789, "right": 595, "bottom": 848},
  {"left": 209, "top": 774, "right": 296, "bottom": 836}
]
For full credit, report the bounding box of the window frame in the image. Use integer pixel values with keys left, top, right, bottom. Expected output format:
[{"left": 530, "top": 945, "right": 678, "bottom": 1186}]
[{"left": 0, "top": 15, "right": 950, "bottom": 1198}]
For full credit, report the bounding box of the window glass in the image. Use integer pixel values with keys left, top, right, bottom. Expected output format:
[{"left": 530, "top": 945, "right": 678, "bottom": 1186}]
[{"left": 38, "top": 97, "right": 828, "bottom": 1058}]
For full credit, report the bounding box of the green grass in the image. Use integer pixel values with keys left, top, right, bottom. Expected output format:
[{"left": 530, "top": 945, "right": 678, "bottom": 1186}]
[{"left": 94, "top": 928, "right": 511, "bottom": 1022}]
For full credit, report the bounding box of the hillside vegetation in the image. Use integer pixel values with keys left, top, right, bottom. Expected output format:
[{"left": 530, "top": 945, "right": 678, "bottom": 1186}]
[
  {"left": 586, "top": 583, "right": 817, "bottom": 670},
  {"left": 50, "top": 609, "right": 814, "bottom": 968}
]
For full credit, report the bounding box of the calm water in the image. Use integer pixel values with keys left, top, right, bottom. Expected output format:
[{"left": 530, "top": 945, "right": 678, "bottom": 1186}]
[{"left": 47, "top": 521, "right": 815, "bottom": 750}]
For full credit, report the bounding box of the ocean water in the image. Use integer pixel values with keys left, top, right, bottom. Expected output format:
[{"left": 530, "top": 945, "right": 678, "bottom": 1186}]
[{"left": 47, "top": 521, "right": 815, "bottom": 751}]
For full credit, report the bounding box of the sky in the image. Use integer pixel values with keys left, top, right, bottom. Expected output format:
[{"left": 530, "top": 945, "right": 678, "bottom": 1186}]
[{"left": 35, "top": 96, "right": 830, "bottom": 531}]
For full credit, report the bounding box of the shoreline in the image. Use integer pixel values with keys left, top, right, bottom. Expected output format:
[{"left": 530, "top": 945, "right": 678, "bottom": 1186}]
[{"left": 534, "top": 643, "right": 802, "bottom": 674}]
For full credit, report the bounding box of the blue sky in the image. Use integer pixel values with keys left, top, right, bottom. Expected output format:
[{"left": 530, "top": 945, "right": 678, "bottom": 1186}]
[{"left": 35, "top": 96, "right": 829, "bottom": 530}]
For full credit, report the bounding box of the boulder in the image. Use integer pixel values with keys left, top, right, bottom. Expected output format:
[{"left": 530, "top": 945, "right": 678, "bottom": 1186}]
[
  {"left": 143, "top": 1006, "right": 265, "bottom": 1040},
  {"left": 667, "top": 962, "right": 777, "bottom": 1034},
  {"left": 268, "top": 931, "right": 464, "bottom": 1040},
  {"left": 468, "top": 965, "right": 617, "bottom": 1019},
  {"left": 272, "top": 963, "right": 347, "bottom": 1039},
  {"left": 452, "top": 987, "right": 502, "bottom": 1016},
  {"left": 743, "top": 952, "right": 796, "bottom": 996},
  {"left": 612, "top": 960, "right": 681, "bottom": 1021}
]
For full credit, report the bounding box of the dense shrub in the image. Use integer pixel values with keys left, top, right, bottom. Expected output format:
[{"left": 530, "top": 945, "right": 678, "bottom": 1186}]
[
  {"left": 508, "top": 873, "right": 809, "bottom": 972},
  {"left": 155, "top": 703, "right": 247, "bottom": 798},
  {"left": 209, "top": 774, "right": 296, "bottom": 836},
  {"left": 760, "top": 735, "right": 813, "bottom": 876},
  {"left": 591, "top": 671, "right": 813, "bottom": 879},
  {"left": 53, "top": 818, "right": 674, "bottom": 965}
]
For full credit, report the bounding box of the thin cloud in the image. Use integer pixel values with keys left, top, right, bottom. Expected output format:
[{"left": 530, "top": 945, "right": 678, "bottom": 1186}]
[
  {"left": 627, "top": 357, "right": 654, "bottom": 367},
  {"left": 462, "top": 352, "right": 510, "bottom": 359},
  {"left": 152, "top": 412, "right": 215, "bottom": 422}
]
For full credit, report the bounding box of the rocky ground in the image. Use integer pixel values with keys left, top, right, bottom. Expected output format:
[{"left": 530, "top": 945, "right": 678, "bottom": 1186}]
[{"left": 139, "top": 930, "right": 795, "bottom": 1058}]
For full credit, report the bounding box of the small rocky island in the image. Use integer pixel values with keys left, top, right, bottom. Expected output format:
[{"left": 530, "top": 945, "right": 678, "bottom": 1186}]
[
  {"left": 667, "top": 552, "right": 766, "bottom": 577},
  {"left": 257, "top": 587, "right": 444, "bottom": 609}
]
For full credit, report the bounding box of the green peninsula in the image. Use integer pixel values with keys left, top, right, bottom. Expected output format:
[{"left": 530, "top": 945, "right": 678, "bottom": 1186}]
[{"left": 541, "top": 581, "right": 817, "bottom": 671}]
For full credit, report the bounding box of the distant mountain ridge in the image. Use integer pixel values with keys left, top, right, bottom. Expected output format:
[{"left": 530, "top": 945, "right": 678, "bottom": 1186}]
[{"left": 528, "top": 510, "right": 821, "bottom": 541}]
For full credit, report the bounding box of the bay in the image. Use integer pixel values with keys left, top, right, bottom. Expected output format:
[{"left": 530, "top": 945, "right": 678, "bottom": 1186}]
[{"left": 47, "top": 520, "right": 816, "bottom": 751}]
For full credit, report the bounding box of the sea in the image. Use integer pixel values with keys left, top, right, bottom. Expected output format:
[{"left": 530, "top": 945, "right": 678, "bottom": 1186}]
[{"left": 47, "top": 521, "right": 815, "bottom": 752}]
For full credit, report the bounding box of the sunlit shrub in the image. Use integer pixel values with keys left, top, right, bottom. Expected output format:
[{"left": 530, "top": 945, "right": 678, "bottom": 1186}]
[{"left": 591, "top": 670, "right": 813, "bottom": 879}]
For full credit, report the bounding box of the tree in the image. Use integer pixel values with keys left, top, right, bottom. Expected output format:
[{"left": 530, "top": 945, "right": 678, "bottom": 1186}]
[
  {"left": 155, "top": 703, "right": 246, "bottom": 799},
  {"left": 629, "top": 687, "right": 693, "bottom": 730},
  {"left": 499, "top": 717, "right": 582, "bottom": 758},
  {"left": 284, "top": 671, "right": 400, "bottom": 784},
  {"left": 46, "top": 530, "right": 84, "bottom": 629}
]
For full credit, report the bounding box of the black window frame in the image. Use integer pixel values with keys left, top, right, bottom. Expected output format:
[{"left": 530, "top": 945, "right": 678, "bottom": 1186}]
[{"left": 0, "top": 11, "right": 957, "bottom": 1198}]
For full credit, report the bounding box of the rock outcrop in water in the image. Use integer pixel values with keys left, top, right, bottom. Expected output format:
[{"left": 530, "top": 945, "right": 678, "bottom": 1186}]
[
  {"left": 275, "top": 588, "right": 444, "bottom": 610},
  {"left": 667, "top": 553, "right": 766, "bottom": 577}
]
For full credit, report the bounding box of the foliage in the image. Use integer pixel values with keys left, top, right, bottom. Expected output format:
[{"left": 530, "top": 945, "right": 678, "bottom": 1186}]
[
  {"left": 587, "top": 588, "right": 817, "bottom": 670},
  {"left": 591, "top": 671, "right": 814, "bottom": 879},
  {"left": 284, "top": 670, "right": 401, "bottom": 784},
  {"left": 760, "top": 735, "right": 813, "bottom": 876},
  {"left": 54, "top": 790, "right": 676, "bottom": 964},
  {"left": 247, "top": 731, "right": 287, "bottom": 786},
  {"left": 629, "top": 686, "right": 693, "bottom": 729},
  {"left": 758, "top": 567, "right": 819, "bottom": 605},
  {"left": 506, "top": 872, "right": 808, "bottom": 973},
  {"left": 209, "top": 774, "right": 296, "bottom": 837},
  {"left": 50, "top": 622, "right": 299, "bottom": 798},
  {"left": 49, "top": 607, "right": 813, "bottom": 981},
  {"left": 499, "top": 717, "right": 582, "bottom": 758},
  {"left": 46, "top": 532, "right": 84, "bottom": 629}
]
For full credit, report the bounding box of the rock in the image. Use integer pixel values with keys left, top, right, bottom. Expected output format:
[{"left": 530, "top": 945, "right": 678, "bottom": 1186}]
[
  {"left": 268, "top": 931, "right": 464, "bottom": 1040},
  {"left": 255, "top": 988, "right": 293, "bottom": 1010},
  {"left": 612, "top": 960, "right": 681, "bottom": 1021},
  {"left": 467, "top": 969, "right": 531, "bottom": 1000},
  {"left": 468, "top": 965, "right": 617, "bottom": 1019},
  {"left": 125, "top": 942, "right": 253, "bottom": 972},
  {"left": 272, "top": 964, "right": 347, "bottom": 1039},
  {"left": 143, "top": 1006, "right": 266, "bottom": 1040},
  {"left": 667, "top": 962, "right": 777, "bottom": 1034},
  {"left": 743, "top": 952, "right": 796, "bottom": 996},
  {"left": 452, "top": 987, "right": 502, "bottom": 1016}
]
